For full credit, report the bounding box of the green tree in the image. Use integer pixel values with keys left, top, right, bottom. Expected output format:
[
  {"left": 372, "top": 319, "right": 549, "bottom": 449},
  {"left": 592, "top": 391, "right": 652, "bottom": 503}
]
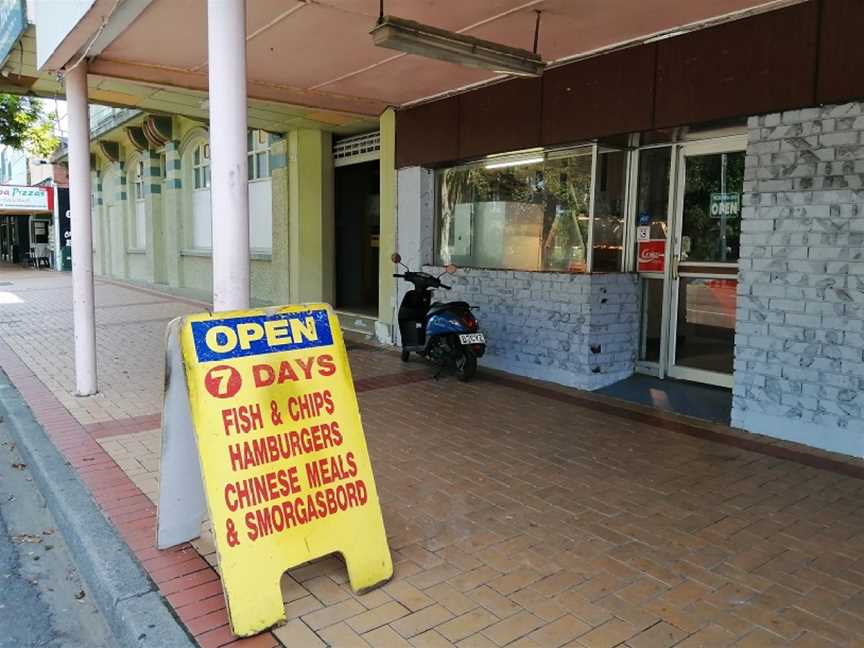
[{"left": 0, "top": 94, "right": 60, "bottom": 159}]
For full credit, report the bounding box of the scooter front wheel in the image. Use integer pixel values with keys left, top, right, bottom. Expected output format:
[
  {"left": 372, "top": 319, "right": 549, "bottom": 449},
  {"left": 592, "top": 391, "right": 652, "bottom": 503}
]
[
  {"left": 401, "top": 349, "right": 410, "bottom": 362},
  {"left": 455, "top": 349, "right": 477, "bottom": 381}
]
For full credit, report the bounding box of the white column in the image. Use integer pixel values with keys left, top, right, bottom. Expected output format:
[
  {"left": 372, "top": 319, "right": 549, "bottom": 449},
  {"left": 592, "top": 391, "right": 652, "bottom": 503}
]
[
  {"left": 66, "top": 63, "right": 97, "bottom": 395},
  {"left": 207, "top": 0, "right": 250, "bottom": 311}
]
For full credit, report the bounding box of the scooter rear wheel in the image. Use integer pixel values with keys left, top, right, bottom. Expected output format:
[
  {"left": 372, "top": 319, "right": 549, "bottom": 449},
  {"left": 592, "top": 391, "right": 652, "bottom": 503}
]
[
  {"left": 401, "top": 349, "right": 410, "bottom": 362},
  {"left": 455, "top": 349, "right": 477, "bottom": 381}
]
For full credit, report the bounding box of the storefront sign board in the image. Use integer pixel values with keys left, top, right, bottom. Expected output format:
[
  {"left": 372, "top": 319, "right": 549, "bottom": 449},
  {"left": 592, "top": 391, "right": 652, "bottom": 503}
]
[
  {"left": 709, "top": 192, "right": 740, "bottom": 218},
  {"left": 637, "top": 240, "right": 666, "bottom": 273},
  {"left": 0, "top": 185, "right": 53, "bottom": 212},
  {"left": 177, "top": 304, "right": 392, "bottom": 637}
]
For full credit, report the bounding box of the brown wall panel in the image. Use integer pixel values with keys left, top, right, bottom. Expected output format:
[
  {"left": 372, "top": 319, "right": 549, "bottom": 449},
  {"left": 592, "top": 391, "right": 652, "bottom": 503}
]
[
  {"left": 542, "top": 44, "right": 656, "bottom": 146},
  {"left": 654, "top": 1, "right": 819, "bottom": 129},
  {"left": 817, "top": 0, "right": 864, "bottom": 105},
  {"left": 458, "top": 77, "right": 541, "bottom": 160},
  {"left": 395, "top": 97, "right": 459, "bottom": 168}
]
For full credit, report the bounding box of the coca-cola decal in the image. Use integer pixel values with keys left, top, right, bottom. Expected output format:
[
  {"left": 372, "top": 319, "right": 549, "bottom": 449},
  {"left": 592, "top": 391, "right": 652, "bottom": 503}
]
[{"left": 637, "top": 240, "right": 665, "bottom": 273}]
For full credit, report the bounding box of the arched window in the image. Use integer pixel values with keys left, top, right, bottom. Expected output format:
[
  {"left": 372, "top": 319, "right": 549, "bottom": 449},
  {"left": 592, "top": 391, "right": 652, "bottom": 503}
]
[
  {"left": 247, "top": 130, "right": 270, "bottom": 180},
  {"left": 193, "top": 143, "right": 210, "bottom": 189},
  {"left": 128, "top": 158, "right": 146, "bottom": 249},
  {"left": 247, "top": 130, "right": 273, "bottom": 252},
  {"left": 186, "top": 139, "right": 212, "bottom": 249}
]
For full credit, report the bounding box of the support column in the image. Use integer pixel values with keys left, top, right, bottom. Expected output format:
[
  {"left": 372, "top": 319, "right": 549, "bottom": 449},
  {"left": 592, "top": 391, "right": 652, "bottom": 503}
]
[
  {"left": 270, "top": 135, "right": 291, "bottom": 304},
  {"left": 207, "top": 0, "right": 249, "bottom": 311},
  {"left": 143, "top": 149, "right": 164, "bottom": 284},
  {"left": 288, "top": 129, "right": 334, "bottom": 304},
  {"left": 66, "top": 63, "right": 97, "bottom": 396},
  {"left": 161, "top": 138, "right": 182, "bottom": 287},
  {"left": 91, "top": 168, "right": 104, "bottom": 275},
  {"left": 376, "top": 108, "right": 397, "bottom": 342}
]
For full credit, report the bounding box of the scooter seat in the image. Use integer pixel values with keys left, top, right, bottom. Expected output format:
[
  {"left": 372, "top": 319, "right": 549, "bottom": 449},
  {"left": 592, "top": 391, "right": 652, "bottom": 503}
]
[{"left": 427, "top": 301, "right": 470, "bottom": 317}]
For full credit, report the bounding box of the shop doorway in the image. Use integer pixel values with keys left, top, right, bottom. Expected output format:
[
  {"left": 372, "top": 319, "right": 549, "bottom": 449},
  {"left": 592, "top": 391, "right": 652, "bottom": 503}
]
[
  {"left": 0, "top": 215, "right": 50, "bottom": 266},
  {"left": 334, "top": 160, "right": 380, "bottom": 315},
  {"left": 636, "top": 135, "right": 745, "bottom": 388}
]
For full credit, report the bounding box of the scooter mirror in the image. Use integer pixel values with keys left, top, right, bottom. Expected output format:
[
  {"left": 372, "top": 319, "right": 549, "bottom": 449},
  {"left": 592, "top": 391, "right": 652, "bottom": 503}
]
[
  {"left": 390, "top": 253, "right": 402, "bottom": 264},
  {"left": 445, "top": 264, "right": 458, "bottom": 274}
]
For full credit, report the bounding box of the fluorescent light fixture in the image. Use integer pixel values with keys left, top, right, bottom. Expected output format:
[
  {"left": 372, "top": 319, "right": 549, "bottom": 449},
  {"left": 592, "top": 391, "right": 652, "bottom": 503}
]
[
  {"left": 485, "top": 156, "right": 544, "bottom": 170},
  {"left": 371, "top": 16, "right": 545, "bottom": 78}
]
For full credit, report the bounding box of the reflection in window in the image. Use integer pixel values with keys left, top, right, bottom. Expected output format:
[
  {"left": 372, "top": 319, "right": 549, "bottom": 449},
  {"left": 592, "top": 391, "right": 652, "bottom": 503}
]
[
  {"left": 193, "top": 143, "right": 210, "bottom": 189},
  {"left": 591, "top": 150, "right": 627, "bottom": 272},
  {"left": 635, "top": 146, "right": 671, "bottom": 242},
  {"left": 681, "top": 152, "right": 744, "bottom": 263},
  {"left": 247, "top": 130, "right": 271, "bottom": 181},
  {"left": 436, "top": 147, "right": 627, "bottom": 273}
]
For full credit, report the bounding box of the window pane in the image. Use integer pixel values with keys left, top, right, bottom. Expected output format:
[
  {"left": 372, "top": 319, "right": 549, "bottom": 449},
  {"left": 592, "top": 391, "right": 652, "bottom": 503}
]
[
  {"left": 204, "top": 165, "right": 211, "bottom": 187},
  {"left": 639, "top": 277, "right": 663, "bottom": 362},
  {"left": 247, "top": 131, "right": 253, "bottom": 153},
  {"left": 591, "top": 150, "right": 627, "bottom": 272},
  {"left": 541, "top": 155, "right": 591, "bottom": 272},
  {"left": 194, "top": 168, "right": 201, "bottom": 189},
  {"left": 248, "top": 154, "right": 254, "bottom": 180},
  {"left": 257, "top": 152, "right": 268, "bottom": 178},
  {"left": 635, "top": 147, "right": 671, "bottom": 244},
  {"left": 680, "top": 151, "right": 744, "bottom": 263},
  {"left": 193, "top": 147, "right": 200, "bottom": 166},
  {"left": 436, "top": 149, "right": 594, "bottom": 273}
]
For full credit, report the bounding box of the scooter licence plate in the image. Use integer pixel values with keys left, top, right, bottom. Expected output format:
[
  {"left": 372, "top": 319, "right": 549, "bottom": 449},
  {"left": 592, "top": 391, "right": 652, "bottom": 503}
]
[{"left": 459, "top": 333, "right": 485, "bottom": 344}]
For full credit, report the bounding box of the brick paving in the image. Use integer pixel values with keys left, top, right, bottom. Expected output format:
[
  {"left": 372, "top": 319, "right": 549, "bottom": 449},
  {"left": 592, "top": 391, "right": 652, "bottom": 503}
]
[{"left": 2, "top": 265, "right": 864, "bottom": 647}]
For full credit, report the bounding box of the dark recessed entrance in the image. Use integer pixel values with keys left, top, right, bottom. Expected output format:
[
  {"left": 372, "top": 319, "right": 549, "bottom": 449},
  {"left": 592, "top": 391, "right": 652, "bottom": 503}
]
[{"left": 334, "top": 161, "right": 379, "bottom": 315}]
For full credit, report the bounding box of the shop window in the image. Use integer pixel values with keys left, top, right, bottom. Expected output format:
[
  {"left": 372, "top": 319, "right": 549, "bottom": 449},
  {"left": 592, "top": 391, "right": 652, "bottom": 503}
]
[
  {"left": 247, "top": 130, "right": 270, "bottom": 181},
  {"left": 193, "top": 143, "right": 211, "bottom": 189},
  {"left": 592, "top": 150, "right": 628, "bottom": 272},
  {"left": 435, "top": 145, "right": 628, "bottom": 273}
]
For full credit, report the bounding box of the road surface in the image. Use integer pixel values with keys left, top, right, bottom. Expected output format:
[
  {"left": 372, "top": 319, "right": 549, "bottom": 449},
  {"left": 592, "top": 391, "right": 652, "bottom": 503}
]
[{"left": 0, "top": 418, "right": 113, "bottom": 648}]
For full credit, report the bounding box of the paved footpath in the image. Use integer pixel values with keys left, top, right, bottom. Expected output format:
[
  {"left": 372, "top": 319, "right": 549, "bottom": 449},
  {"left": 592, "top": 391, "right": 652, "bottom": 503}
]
[{"left": 2, "top": 266, "right": 864, "bottom": 647}]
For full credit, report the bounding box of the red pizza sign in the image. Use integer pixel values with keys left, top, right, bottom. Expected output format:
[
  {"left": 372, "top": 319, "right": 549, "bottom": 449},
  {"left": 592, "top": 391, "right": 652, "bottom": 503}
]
[
  {"left": 0, "top": 185, "right": 53, "bottom": 213},
  {"left": 637, "top": 240, "right": 666, "bottom": 273}
]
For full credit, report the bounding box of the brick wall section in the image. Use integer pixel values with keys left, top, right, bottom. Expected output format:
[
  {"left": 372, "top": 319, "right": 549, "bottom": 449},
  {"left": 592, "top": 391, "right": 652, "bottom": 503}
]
[
  {"left": 423, "top": 267, "right": 640, "bottom": 390},
  {"left": 733, "top": 101, "right": 864, "bottom": 456}
]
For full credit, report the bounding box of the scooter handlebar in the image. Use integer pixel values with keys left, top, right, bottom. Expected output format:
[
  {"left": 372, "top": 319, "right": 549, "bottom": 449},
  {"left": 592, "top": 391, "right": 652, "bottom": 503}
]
[
  {"left": 392, "top": 273, "right": 404, "bottom": 278},
  {"left": 440, "top": 283, "right": 451, "bottom": 290}
]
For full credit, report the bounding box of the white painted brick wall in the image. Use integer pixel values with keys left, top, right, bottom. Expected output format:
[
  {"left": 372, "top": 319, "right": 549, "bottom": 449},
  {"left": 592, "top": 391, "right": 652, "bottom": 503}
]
[
  {"left": 423, "top": 267, "right": 640, "bottom": 390},
  {"left": 734, "top": 102, "right": 864, "bottom": 457}
]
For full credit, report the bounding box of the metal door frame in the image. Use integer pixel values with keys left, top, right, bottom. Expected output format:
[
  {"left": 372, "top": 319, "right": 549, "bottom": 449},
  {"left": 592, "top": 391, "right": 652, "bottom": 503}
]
[{"left": 664, "top": 135, "right": 746, "bottom": 388}]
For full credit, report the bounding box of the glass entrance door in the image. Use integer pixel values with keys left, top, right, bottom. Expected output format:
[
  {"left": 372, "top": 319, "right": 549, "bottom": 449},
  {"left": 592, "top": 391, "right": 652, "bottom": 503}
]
[
  {"left": 666, "top": 139, "right": 744, "bottom": 387},
  {"left": 634, "top": 134, "right": 745, "bottom": 388}
]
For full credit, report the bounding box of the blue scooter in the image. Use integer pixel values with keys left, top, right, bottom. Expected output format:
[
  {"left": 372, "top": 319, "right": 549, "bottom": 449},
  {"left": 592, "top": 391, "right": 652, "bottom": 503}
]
[{"left": 391, "top": 253, "right": 486, "bottom": 381}]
